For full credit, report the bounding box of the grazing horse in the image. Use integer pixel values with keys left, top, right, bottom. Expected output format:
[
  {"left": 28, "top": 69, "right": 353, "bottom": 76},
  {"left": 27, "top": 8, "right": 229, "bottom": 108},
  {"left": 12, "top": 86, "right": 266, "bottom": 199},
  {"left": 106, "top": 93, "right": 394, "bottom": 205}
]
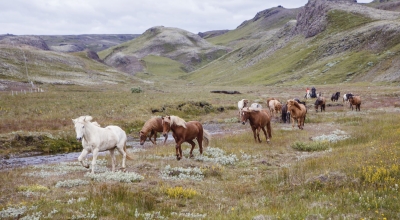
[
  {"left": 281, "top": 103, "right": 291, "bottom": 123},
  {"left": 237, "top": 99, "right": 249, "bottom": 120},
  {"left": 269, "top": 99, "right": 281, "bottom": 118},
  {"left": 139, "top": 117, "right": 167, "bottom": 145},
  {"left": 287, "top": 100, "right": 307, "bottom": 130},
  {"left": 162, "top": 116, "right": 211, "bottom": 161},
  {"left": 240, "top": 107, "right": 272, "bottom": 143},
  {"left": 72, "top": 116, "right": 133, "bottom": 173},
  {"left": 331, "top": 92, "right": 340, "bottom": 102},
  {"left": 347, "top": 94, "right": 361, "bottom": 111},
  {"left": 314, "top": 96, "right": 326, "bottom": 112}
]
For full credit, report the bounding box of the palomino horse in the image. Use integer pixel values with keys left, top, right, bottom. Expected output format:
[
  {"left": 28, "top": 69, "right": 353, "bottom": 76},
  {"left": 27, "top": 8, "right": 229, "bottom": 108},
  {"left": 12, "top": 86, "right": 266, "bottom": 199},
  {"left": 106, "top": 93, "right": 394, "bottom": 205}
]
[
  {"left": 240, "top": 107, "right": 272, "bottom": 143},
  {"left": 237, "top": 99, "right": 249, "bottom": 120},
  {"left": 287, "top": 100, "right": 307, "bottom": 130},
  {"left": 139, "top": 117, "right": 167, "bottom": 145},
  {"left": 314, "top": 96, "right": 326, "bottom": 112},
  {"left": 162, "top": 115, "right": 211, "bottom": 160},
  {"left": 269, "top": 99, "right": 282, "bottom": 118},
  {"left": 73, "top": 116, "right": 133, "bottom": 173}
]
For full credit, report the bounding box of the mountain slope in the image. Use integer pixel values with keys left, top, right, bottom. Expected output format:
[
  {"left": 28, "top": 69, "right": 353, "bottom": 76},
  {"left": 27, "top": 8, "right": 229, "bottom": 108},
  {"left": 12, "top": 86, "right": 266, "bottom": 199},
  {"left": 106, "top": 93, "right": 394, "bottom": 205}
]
[
  {"left": 0, "top": 43, "right": 135, "bottom": 86},
  {"left": 98, "top": 26, "right": 230, "bottom": 75},
  {"left": 183, "top": 0, "right": 400, "bottom": 86}
]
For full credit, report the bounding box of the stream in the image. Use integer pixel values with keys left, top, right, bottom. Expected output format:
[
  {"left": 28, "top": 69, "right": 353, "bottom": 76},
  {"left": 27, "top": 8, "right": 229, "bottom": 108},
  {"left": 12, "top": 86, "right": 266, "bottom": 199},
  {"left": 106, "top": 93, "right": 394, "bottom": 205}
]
[{"left": 0, "top": 124, "right": 234, "bottom": 170}]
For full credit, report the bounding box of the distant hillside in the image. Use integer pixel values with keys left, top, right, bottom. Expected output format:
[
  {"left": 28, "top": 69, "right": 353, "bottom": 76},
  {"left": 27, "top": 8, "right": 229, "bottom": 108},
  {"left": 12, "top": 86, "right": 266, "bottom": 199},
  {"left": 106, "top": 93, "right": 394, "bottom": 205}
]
[
  {"left": 40, "top": 34, "right": 139, "bottom": 52},
  {"left": 368, "top": 0, "right": 400, "bottom": 12},
  {"left": 2, "top": 0, "right": 400, "bottom": 87},
  {"left": 184, "top": 0, "right": 400, "bottom": 85},
  {"left": 0, "top": 43, "right": 135, "bottom": 86},
  {"left": 98, "top": 26, "right": 230, "bottom": 75},
  {"left": 198, "top": 30, "right": 230, "bottom": 39},
  {"left": 0, "top": 34, "right": 138, "bottom": 53}
]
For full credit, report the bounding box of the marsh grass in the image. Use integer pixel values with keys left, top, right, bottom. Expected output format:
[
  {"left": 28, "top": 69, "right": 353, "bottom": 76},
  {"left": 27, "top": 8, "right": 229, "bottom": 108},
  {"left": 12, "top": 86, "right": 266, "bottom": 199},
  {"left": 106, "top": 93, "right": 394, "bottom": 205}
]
[{"left": 1, "top": 85, "right": 400, "bottom": 219}]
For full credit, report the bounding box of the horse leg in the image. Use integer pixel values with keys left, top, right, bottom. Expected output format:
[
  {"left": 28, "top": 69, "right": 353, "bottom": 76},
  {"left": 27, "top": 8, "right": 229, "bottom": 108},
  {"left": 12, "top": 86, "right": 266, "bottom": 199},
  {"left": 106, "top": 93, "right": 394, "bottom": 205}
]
[
  {"left": 78, "top": 149, "right": 90, "bottom": 169},
  {"left": 109, "top": 149, "right": 116, "bottom": 172},
  {"left": 261, "top": 127, "right": 269, "bottom": 143},
  {"left": 266, "top": 121, "right": 272, "bottom": 142},
  {"left": 175, "top": 140, "right": 184, "bottom": 160},
  {"left": 187, "top": 140, "right": 196, "bottom": 158},
  {"left": 163, "top": 133, "right": 168, "bottom": 145},
  {"left": 252, "top": 127, "right": 257, "bottom": 142},
  {"left": 117, "top": 143, "right": 126, "bottom": 170},
  {"left": 91, "top": 148, "right": 99, "bottom": 174},
  {"left": 256, "top": 127, "right": 262, "bottom": 143},
  {"left": 149, "top": 131, "right": 156, "bottom": 145}
]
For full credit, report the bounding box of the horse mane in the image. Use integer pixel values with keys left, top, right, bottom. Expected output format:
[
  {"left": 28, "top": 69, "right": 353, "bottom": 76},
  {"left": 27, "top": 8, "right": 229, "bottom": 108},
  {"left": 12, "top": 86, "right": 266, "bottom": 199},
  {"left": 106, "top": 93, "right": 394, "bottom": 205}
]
[
  {"left": 73, "top": 115, "right": 93, "bottom": 124},
  {"left": 290, "top": 100, "right": 302, "bottom": 110},
  {"left": 170, "top": 116, "right": 187, "bottom": 128},
  {"left": 92, "top": 121, "right": 101, "bottom": 127}
]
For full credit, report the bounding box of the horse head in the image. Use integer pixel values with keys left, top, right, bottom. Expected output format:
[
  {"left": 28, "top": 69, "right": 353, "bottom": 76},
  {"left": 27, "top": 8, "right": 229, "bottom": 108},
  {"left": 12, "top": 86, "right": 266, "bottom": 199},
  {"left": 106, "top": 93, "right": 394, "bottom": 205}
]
[
  {"left": 240, "top": 107, "right": 251, "bottom": 125},
  {"left": 161, "top": 116, "right": 172, "bottom": 137},
  {"left": 72, "top": 116, "right": 92, "bottom": 141},
  {"left": 139, "top": 130, "right": 147, "bottom": 145}
]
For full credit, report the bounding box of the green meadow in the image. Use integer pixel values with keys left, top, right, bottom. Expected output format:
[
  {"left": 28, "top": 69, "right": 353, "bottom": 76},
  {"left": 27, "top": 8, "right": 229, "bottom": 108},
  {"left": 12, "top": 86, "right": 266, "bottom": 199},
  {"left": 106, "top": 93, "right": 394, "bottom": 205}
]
[{"left": 1, "top": 82, "right": 400, "bottom": 219}]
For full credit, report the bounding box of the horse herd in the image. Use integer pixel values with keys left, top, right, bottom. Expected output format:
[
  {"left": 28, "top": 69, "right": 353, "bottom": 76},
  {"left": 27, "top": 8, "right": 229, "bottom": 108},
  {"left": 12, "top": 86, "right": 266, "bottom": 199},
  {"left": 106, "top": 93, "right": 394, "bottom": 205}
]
[{"left": 72, "top": 90, "right": 362, "bottom": 173}]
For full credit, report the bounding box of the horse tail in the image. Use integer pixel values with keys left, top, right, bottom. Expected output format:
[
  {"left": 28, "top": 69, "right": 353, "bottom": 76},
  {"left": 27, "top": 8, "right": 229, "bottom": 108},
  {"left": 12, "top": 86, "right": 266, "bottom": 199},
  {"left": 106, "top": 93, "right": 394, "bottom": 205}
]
[
  {"left": 202, "top": 129, "right": 211, "bottom": 147},
  {"left": 124, "top": 143, "right": 134, "bottom": 160}
]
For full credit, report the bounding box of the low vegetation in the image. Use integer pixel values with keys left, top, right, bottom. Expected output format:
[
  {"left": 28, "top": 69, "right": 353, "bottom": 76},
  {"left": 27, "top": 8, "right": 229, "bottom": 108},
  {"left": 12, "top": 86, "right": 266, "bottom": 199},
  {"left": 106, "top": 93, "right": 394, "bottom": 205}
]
[{"left": 1, "top": 83, "right": 400, "bottom": 219}]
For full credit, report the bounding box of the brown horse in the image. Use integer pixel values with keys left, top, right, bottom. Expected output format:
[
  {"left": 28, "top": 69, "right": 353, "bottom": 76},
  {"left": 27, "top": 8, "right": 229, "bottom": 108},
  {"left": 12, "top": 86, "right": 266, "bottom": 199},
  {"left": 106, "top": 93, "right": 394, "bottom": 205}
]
[
  {"left": 348, "top": 94, "right": 361, "bottom": 111},
  {"left": 240, "top": 107, "right": 272, "bottom": 143},
  {"left": 139, "top": 117, "right": 167, "bottom": 145},
  {"left": 287, "top": 99, "right": 307, "bottom": 130},
  {"left": 162, "top": 115, "right": 211, "bottom": 161},
  {"left": 314, "top": 96, "right": 326, "bottom": 112}
]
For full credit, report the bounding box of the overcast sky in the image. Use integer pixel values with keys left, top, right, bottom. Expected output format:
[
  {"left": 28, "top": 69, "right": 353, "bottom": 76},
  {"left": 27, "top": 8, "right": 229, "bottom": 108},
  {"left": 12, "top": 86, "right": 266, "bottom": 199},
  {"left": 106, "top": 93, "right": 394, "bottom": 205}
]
[{"left": 1, "top": 0, "right": 373, "bottom": 35}]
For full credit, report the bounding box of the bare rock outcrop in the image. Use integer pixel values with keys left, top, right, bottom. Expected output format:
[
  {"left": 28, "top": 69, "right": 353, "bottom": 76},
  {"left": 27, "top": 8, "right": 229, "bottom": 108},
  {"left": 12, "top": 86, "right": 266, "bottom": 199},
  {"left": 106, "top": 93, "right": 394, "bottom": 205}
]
[{"left": 0, "top": 35, "right": 50, "bottom": 50}]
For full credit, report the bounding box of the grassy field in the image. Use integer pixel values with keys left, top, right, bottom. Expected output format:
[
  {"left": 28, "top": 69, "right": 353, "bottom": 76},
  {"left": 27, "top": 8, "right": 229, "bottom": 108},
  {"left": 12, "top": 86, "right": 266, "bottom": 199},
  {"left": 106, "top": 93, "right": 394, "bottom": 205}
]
[{"left": 1, "top": 83, "right": 400, "bottom": 219}]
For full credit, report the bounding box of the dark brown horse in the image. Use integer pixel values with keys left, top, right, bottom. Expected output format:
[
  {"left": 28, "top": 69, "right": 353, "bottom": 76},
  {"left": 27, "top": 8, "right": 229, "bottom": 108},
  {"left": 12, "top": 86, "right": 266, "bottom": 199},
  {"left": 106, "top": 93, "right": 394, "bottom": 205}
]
[
  {"left": 240, "top": 107, "right": 272, "bottom": 143},
  {"left": 314, "top": 96, "right": 326, "bottom": 112},
  {"left": 162, "top": 115, "right": 211, "bottom": 160},
  {"left": 139, "top": 117, "right": 167, "bottom": 145}
]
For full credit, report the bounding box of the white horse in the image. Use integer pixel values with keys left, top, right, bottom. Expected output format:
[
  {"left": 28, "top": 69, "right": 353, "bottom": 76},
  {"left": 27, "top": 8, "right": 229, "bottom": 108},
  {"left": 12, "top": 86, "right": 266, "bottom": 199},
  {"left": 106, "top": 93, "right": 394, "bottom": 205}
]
[
  {"left": 237, "top": 99, "right": 249, "bottom": 119},
  {"left": 250, "top": 103, "right": 262, "bottom": 109},
  {"left": 72, "top": 116, "right": 133, "bottom": 173}
]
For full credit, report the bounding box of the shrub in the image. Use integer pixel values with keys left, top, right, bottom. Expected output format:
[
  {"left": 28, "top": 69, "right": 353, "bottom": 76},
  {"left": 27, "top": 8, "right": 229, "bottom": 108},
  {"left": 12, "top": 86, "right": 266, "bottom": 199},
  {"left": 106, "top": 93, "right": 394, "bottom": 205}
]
[
  {"left": 165, "top": 186, "right": 199, "bottom": 199},
  {"left": 291, "top": 141, "right": 329, "bottom": 152},
  {"left": 131, "top": 87, "right": 142, "bottom": 93}
]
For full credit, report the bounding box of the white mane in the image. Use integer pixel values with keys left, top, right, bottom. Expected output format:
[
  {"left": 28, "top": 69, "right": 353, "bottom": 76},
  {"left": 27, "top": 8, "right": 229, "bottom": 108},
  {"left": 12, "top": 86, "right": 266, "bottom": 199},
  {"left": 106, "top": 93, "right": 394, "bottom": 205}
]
[
  {"left": 170, "top": 116, "right": 187, "bottom": 128},
  {"left": 73, "top": 115, "right": 93, "bottom": 124}
]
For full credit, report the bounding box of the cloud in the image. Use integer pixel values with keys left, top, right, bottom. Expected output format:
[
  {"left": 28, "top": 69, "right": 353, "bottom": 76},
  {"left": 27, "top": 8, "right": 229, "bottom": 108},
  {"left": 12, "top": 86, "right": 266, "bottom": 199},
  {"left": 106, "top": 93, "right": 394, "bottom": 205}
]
[{"left": 0, "top": 0, "right": 373, "bottom": 35}]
